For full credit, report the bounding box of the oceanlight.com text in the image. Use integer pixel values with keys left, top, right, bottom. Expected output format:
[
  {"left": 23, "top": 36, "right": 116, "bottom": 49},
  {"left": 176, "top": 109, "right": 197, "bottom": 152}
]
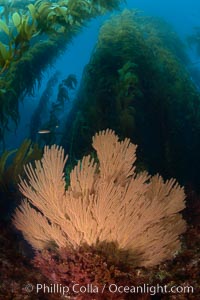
[{"left": 32, "top": 283, "right": 194, "bottom": 296}]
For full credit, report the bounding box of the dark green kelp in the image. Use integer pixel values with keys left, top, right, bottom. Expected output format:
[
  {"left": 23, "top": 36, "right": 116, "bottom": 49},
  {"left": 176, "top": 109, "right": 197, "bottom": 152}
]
[
  {"left": 61, "top": 10, "right": 200, "bottom": 189},
  {"left": 0, "top": 0, "right": 124, "bottom": 139}
]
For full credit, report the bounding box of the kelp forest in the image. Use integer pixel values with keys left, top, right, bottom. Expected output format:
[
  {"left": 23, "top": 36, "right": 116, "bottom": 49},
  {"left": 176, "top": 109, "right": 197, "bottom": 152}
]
[{"left": 0, "top": 1, "right": 200, "bottom": 299}]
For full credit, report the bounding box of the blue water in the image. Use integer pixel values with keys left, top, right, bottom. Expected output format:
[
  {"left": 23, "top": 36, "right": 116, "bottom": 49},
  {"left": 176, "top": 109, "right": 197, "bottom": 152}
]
[{"left": 3, "top": 0, "right": 200, "bottom": 149}]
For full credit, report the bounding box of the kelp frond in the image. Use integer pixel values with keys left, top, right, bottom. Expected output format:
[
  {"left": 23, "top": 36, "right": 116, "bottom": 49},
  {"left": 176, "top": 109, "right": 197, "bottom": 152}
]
[{"left": 0, "top": 0, "right": 123, "bottom": 140}]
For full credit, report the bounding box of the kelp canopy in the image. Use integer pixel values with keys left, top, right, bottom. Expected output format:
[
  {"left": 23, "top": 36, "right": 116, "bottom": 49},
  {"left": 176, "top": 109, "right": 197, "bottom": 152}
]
[
  {"left": 0, "top": 0, "right": 124, "bottom": 139},
  {"left": 61, "top": 9, "right": 200, "bottom": 188}
]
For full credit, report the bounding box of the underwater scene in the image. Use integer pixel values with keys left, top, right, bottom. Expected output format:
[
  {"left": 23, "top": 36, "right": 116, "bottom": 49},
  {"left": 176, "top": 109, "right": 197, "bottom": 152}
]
[{"left": 1, "top": 0, "right": 200, "bottom": 299}]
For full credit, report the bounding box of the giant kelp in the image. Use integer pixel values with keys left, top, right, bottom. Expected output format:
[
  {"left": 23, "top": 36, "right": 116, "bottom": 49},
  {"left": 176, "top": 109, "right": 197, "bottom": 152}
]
[
  {"left": 33, "top": 73, "right": 78, "bottom": 146},
  {"left": 187, "top": 26, "right": 200, "bottom": 57},
  {"left": 0, "top": 36, "right": 68, "bottom": 138},
  {"left": 0, "top": 139, "right": 42, "bottom": 220},
  {"left": 0, "top": 139, "right": 42, "bottom": 191},
  {"left": 61, "top": 10, "right": 200, "bottom": 189},
  {"left": 187, "top": 27, "right": 200, "bottom": 86},
  {"left": 0, "top": 0, "right": 124, "bottom": 139},
  {"left": 29, "top": 71, "right": 60, "bottom": 142},
  {"left": 0, "top": 0, "right": 124, "bottom": 70}
]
